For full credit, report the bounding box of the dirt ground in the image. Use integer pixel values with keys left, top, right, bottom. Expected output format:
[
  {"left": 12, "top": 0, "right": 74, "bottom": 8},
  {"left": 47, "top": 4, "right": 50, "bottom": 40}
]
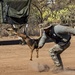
[{"left": 0, "top": 36, "right": 75, "bottom": 75}]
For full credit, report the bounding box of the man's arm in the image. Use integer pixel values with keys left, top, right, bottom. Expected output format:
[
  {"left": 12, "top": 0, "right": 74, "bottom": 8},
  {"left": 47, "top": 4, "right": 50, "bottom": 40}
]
[{"left": 38, "top": 31, "right": 47, "bottom": 48}]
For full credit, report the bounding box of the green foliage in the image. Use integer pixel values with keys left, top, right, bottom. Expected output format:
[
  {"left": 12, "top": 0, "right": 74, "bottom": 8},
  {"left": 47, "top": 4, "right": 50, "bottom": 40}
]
[
  {"left": 42, "top": 5, "right": 75, "bottom": 23},
  {"left": 30, "top": 0, "right": 75, "bottom": 24}
]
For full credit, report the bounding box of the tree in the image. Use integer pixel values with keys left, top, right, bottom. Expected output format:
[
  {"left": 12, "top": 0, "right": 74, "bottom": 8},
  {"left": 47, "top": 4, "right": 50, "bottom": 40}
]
[{"left": 29, "top": 0, "right": 75, "bottom": 24}]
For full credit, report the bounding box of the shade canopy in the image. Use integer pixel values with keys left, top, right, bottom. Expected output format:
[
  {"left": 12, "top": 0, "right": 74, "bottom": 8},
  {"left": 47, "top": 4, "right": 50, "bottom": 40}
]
[{"left": 0, "top": 0, "right": 32, "bottom": 24}]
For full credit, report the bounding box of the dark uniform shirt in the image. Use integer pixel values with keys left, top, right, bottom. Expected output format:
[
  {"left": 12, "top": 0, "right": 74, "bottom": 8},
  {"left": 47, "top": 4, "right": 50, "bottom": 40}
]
[{"left": 44, "top": 25, "right": 71, "bottom": 46}]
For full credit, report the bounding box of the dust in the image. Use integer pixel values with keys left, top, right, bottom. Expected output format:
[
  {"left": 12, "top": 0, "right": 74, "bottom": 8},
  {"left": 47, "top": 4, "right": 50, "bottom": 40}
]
[
  {"left": 29, "top": 61, "right": 50, "bottom": 72},
  {"left": 29, "top": 61, "right": 75, "bottom": 75},
  {"left": 61, "top": 70, "right": 75, "bottom": 75},
  {"left": 58, "top": 67, "right": 75, "bottom": 75}
]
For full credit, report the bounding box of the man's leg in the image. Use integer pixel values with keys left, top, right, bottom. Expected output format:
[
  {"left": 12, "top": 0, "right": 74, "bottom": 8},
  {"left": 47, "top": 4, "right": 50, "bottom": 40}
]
[
  {"left": 49, "top": 44, "right": 63, "bottom": 69},
  {"left": 49, "top": 42, "right": 70, "bottom": 72}
]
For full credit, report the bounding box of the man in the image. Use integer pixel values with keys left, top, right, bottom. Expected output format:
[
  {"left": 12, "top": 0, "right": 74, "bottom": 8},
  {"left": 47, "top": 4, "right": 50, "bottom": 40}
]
[{"left": 38, "top": 22, "right": 75, "bottom": 73}]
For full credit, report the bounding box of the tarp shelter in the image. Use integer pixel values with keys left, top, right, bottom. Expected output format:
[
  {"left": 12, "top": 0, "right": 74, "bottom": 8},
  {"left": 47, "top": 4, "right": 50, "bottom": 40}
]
[{"left": 0, "top": 0, "right": 32, "bottom": 24}]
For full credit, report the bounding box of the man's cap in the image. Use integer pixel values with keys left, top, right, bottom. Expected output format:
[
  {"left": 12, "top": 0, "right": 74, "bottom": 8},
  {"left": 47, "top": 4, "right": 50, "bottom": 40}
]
[{"left": 39, "top": 21, "right": 53, "bottom": 30}]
